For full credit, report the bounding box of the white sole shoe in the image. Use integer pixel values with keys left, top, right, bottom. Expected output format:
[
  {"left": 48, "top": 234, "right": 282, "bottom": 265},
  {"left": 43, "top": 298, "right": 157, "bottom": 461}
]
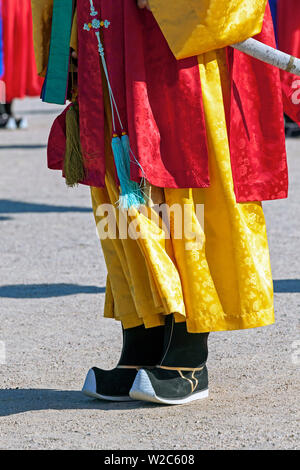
[
  {"left": 17, "top": 118, "right": 28, "bottom": 130},
  {"left": 5, "top": 117, "right": 17, "bottom": 130},
  {"left": 82, "top": 368, "right": 133, "bottom": 402},
  {"left": 129, "top": 369, "right": 209, "bottom": 405}
]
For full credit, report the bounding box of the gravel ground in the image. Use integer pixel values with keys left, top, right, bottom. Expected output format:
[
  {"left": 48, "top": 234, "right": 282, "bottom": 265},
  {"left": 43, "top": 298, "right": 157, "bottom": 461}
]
[{"left": 0, "top": 98, "right": 299, "bottom": 450}]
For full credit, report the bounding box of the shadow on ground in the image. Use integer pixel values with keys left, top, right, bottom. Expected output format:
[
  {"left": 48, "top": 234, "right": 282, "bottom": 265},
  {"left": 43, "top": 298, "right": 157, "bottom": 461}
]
[
  {"left": 273, "top": 279, "right": 300, "bottom": 293},
  {"left": 1, "top": 281, "right": 295, "bottom": 298},
  {"left": 0, "top": 283, "right": 105, "bottom": 298},
  {"left": 0, "top": 389, "right": 156, "bottom": 416},
  {"left": 0, "top": 199, "right": 92, "bottom": 214},
  {"left": 21, "top": 108, "right": 63, "bottom": 116},
  {"left": 0, "top": 144, "right": 47, "bottom": 150}
]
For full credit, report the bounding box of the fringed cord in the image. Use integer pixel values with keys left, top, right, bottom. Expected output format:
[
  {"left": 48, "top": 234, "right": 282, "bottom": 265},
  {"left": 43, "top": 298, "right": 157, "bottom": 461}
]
[{"left": 92, "top": 27, "right": 146, "bottom": 209}]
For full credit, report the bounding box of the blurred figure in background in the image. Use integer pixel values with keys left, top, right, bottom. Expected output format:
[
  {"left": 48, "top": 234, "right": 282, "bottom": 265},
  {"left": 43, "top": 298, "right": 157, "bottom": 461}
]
[
  {"left": 0, "top": 0, "right": 43, "bottom": 130},
  {"left": 277, "top": 0, "right": 300, "bottom": 137}
]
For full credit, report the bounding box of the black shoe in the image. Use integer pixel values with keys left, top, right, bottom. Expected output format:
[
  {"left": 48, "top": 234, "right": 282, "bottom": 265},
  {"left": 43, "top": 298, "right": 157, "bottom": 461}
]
[
  {"left": 82, "top": 366, "right": 139, "bottom": 401},
  {"left": 82, "top": 324, "right": 165, "bottom": 401},
  {"left": 130, "top": 315, "right": 209, "bottom": 405},
  {"left": 130, "top": 365, "right": 209, "bottom": 405},
  {"left": 0, "top": 112, "right": 28, "bottom": 130},
  {"left": 285, "top": 115, "right": 300, "bottom": 138},
  {"left": 0, "top": 114, "right": 16, "bottom": 129},
  {"left": 15, "top": 117, "right": 28, "bottom": 129}
]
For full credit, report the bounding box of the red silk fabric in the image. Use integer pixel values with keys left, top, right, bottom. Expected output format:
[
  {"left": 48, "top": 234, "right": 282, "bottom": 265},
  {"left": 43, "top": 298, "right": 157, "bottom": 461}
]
[
  {"left": 229, "top": 3, "right": 288, "bottom": 202},
  {"left": 1, "top": 0, "right": 43, "bottom": 103},
  {"left": 277, "top": 0, "right": 300, "bottom": 58},
  {"left": 48, "top": 1, "right": 288, "bottom": 202},
  {"left": 76, "top": 0, "right": 209, "bottom": 189},
  {"left": 48, "top": 104, "right": 69, "bottom": 171},
  {"left": 277, "top": 0, "right": 300, "bottom": 126}
]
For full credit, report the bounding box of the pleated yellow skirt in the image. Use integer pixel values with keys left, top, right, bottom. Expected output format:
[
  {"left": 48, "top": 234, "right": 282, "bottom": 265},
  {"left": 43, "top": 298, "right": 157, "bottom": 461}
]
[{"left": 91, "top": 49, "right": 275, "bottom": 333}]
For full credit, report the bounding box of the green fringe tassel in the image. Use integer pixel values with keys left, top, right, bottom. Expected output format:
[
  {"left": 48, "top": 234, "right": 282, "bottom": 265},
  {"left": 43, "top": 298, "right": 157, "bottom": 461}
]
[{"left": 64, "top": 102, "right": 85, "bottom": 187}]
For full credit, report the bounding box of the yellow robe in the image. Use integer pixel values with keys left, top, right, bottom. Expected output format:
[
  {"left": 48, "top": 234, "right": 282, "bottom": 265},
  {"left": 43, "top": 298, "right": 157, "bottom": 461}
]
[
  {"left": 31, "top": 0, "right": 275, "bottom": 333},
  {"left": 149, "top": 0, "right": 267, "bottom": 59}
]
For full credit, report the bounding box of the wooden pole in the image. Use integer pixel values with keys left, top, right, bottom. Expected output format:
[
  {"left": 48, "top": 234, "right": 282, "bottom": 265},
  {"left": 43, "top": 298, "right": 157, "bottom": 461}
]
[{"left": 232, "top": 38, "right": 300, "bottom": 76}]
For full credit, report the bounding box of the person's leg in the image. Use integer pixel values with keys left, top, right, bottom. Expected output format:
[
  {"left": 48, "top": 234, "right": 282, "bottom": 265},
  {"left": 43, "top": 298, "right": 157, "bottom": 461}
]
[
  {"left": 83, "top": 47, "right": 274, "bottom": 405},
  {"left": 129, "top": 49, "right": 274, "bottom": 405},
  {"left": 7, "top": 101, "right": 28, "bottom": 129},
  {"left": 82, "top": 75, "right": 169, "bottom": 400},
  {"left": 130, "top": 315, "right": 209, "bottom": 404},
  {"left": 0, "top": 101, "right": 16, "bottom": 129},
  {"left": 0, "top": 100, "right": 28, "bottom": 129},
  {"left": 82, "top": 323, "right": 165, "bottom": 401},
  {"left": 0, "top": 102, "right": 7, "bottom": 126},
  {"left": 4, "top": 101, "right": 12, "bottom": 115},
  {"left": 82, "top": 187, "right": 166, "bottom": 401}
]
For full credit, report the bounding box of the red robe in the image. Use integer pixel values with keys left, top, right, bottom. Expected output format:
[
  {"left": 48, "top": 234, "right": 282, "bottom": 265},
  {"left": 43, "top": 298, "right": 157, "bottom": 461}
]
[
  {"left": 277, "top": 0, "right": 300, "bottom": 58},
  {"left": 277, "top": 0, "right": 300, "bottom": 126},
  {"left": 1, "top": 0, "right": 42, "bottom": 103},
  {"left": 48, "top": 1, "right": 288, "bottom": 202}
]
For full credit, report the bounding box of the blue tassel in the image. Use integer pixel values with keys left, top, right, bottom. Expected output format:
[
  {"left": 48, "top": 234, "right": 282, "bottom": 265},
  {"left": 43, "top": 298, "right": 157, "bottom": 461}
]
[{"left": 111, "top": 134, "right": 145, "bottom": 210}]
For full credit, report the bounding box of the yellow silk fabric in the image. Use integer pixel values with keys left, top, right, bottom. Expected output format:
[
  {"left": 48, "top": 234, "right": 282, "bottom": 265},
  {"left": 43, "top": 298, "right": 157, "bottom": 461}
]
[
  {"left": 31, "top": 0, "right": 53, "bottom": 76},
  {"left": 31, "top": 1, "right": 77, "bottom": 76},
  {"left": 149, "top": 0, "right": 267, "bottom": 59},
  {"left": 91, "top": 49, "right": 274, "bottom": 333}
]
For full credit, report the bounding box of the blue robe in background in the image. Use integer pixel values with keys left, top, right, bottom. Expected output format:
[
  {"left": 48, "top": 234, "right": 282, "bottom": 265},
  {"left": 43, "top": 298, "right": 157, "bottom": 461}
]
[{"left": 269, "top": 0, "right": 278, "bottom": 44}]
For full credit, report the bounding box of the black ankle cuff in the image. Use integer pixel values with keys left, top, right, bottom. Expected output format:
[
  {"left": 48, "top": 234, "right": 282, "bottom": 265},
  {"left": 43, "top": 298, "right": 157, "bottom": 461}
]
[
  {"left": 160, "top": 316, "right": 209, "bottom": 369},
  {"left": 119, "top": 324, "right": 165, "bottom": 367}
]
